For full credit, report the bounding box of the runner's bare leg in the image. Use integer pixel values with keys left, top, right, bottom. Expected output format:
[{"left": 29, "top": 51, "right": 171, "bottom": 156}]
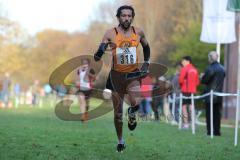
[{"left": 112, "top": 92, "right": 124, "bottom": 141}]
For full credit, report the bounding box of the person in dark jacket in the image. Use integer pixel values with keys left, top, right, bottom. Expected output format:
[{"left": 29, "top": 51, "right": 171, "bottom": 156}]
[{"left": 201, "top": 51, "right": 225, "bottom": 136}]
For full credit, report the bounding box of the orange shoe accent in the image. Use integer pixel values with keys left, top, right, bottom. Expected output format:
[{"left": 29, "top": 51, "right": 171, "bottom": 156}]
[{"left": 81, "top": 112, "right": 88, "bottom": 122}]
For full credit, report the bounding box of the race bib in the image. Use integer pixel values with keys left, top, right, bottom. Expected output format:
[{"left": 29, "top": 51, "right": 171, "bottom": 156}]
[{"left": 116, "top": 47, "right": 137, "bottom": 65}]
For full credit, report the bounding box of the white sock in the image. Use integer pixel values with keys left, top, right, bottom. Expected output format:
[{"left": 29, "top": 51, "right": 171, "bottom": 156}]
[{"left": 119, "top": 138, "right": 124, "bottom": 144}]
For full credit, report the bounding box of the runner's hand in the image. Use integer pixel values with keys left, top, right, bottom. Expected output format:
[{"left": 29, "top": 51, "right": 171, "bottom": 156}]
[{"left": 140, "top": 62, "right": 149, "bottom": 74}]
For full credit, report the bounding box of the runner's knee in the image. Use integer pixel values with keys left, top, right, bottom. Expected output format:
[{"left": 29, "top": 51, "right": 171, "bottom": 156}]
[{"left": 114, "top": 112, "right": 123, "bottom": 123}]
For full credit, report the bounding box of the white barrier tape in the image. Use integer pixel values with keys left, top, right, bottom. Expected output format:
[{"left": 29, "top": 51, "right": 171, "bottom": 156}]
[
  {"left": 169, "top": 92, "right": 210, "bottom": 102},
  {"left": 213, "top": 92, "right": 238, "bottom": 97},
  {"left": 182, "top": 92, "right": 211, "bottom": 100},
  {"left": 169, "top": 92, "right": 239, "bottom": 103}
]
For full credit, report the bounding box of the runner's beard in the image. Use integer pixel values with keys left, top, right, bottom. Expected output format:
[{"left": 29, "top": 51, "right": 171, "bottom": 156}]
[{"left": 120, "top": 21, "right": 131, "bottom": 30}]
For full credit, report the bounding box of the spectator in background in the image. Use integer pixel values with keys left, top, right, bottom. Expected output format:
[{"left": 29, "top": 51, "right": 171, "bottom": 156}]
[
  {"left": 151, "top": 77, "right": 162, "bottom": 121},
  {"left": 170, "top": 63, "right": 182, "bottom": 122},
  {"left": 201, "top": 51, "right": 225, "bottom": 136},
  {"left": 44, "top": 84, "right": 54, "bottom": 107},
  {"left": 55, "top": 84, "right": 67, "bottom": 99},
  {"left": 13, "top": 83, "right": 21, "bottom": 108},
  {"left": 31, "top": 80, "right": 40, "bottom": 106},
  {"left": 0, "top": 72, "right": 11, "bottom": 107},
  {"left": 151, "top": 76, "right": 168, "bottom": 121},
  {"left": 44, "top": 84, "right": 52, "bottom": 96},
  {"left": 179, "top": 56, "right": 199, "bottom": 129},
  {"left": 160, "top": 77, "right": 171, "bottom": 123},
  {"left": 139, "top": 75, "right": 153, "bottom": 118},
  {"left": 26, "top": 87, "right": 33, "bottom": 105}
]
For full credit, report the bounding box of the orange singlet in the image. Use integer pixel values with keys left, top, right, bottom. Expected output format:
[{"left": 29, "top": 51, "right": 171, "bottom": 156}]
[{"left": 112, "top": 26, "right": 140, "bottom": 73}]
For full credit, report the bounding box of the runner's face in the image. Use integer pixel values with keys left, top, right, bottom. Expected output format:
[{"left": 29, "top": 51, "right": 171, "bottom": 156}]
[
  {"left": 82, "top": 60, "right": 89, "bottom": 69},
  {"left": 118, "top": 9, "right": 133, "bottom": 30}
]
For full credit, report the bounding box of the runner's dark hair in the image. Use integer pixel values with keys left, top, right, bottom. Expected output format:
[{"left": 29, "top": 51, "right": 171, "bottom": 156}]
[{"left": 116, "top": 5, "right": 135, "bottom": 18}]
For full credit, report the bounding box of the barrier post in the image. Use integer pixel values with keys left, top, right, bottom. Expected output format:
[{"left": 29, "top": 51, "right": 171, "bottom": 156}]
[
  {"left": 179, "top": 93, "right": 183, "bottom": 130},
  {"left": 172, "top": 93, "right": 176, "bottom": 122},
  {"left": 191, "top": 93, "right": 195, "bottom": 135},
  {"left": 234, "top": 90, "right": 240, "bottom": 146},
  {"left": 210, "top": 90, "right": 214, "bottom": 139}
]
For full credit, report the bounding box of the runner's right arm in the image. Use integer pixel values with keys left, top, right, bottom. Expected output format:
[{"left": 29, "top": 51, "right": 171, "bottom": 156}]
[{"left": 94, "top": 29, "right": 112, "bottom": 61}]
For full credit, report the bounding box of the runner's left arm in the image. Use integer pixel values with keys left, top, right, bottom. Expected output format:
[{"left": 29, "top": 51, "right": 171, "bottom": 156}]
[{"left": 139, "top": 29, "right": 150, "bottom": 72}]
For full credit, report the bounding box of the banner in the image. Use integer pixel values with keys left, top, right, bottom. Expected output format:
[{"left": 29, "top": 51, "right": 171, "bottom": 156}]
[
  {"left": 227, "top": 0, "right": 240, "bottom": 11},
  {"left": 200, "top": 0, "right": 236, "bottom": 44}
]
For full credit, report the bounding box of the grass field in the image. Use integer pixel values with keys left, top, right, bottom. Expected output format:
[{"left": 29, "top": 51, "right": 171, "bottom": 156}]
[{"left": 0, "top": 99, "right": 240, "bottom": 160}]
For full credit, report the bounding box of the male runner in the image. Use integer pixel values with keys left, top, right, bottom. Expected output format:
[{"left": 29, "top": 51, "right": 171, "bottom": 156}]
[
  {"left": 76, "top": 58, "right": 95, "bottom": 121},
  {"left": 94, "top": 5, "right": 150, "bottom": 152}
]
